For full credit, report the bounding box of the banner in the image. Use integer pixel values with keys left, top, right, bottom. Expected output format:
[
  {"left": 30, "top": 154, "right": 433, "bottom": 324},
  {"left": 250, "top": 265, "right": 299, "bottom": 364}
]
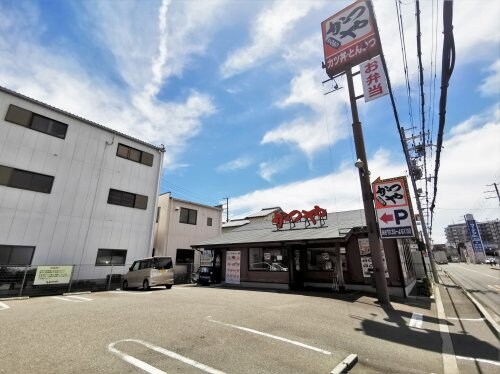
[
  {"left": 34, "top": 265, "right": 73, "bottom": 285},
  {"left": 225, "top": 251, "right": 241, "bottom": 284}
]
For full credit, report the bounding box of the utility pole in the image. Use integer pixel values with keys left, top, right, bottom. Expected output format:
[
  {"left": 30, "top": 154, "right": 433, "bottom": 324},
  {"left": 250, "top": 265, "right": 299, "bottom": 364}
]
[
  {"left": 485, "top": 183, "right": 500, "bottom": 206},
  {"left": 223, "top": 197, "right": 229, "bottom": 223},
  {"left": 401, "top": 128, "right": 439, "bottom": 282},
  {"left": 346, "top": 68, "right": 390, "bottom": 305}
]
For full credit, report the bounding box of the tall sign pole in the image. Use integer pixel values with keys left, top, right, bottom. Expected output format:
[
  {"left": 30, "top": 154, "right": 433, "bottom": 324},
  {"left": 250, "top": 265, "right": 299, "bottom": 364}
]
[
  {"left": 346, "top": 68, "right": 390, "bottom": 305},
  {"left": 321, "top": 0, "right": 391, "bottom": 304}
]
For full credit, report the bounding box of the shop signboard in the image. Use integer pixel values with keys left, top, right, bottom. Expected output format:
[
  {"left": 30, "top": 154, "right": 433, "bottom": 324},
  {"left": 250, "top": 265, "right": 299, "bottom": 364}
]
[
  {"left": 34, "top": 265, "right": 73, "bottom": 285},
  {"left": 225, "top": 251, "right": 241, "bottom": 285},
  {"left": 464, "top": 215, "right": 485, "bottom": 253},
  {"left": 272, "top": 205, "right": 327, "bottom": 230},
  {"left": 321, "top": 0, "right": 381, "bottom": 77},
  {"left": 360, "top": 55, "right": 388, "bottom": 102},
  {"left": 373, "top": 176, "right": 417, "bottom": 239},
  {"left": 358, "top": 238, "right": 389, "bottom": 278}
]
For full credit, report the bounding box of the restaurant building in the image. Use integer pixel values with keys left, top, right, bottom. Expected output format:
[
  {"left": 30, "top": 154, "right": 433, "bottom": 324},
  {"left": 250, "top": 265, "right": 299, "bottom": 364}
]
[{"left": 192, "top": 207, "right": 417, "bottom": 297}]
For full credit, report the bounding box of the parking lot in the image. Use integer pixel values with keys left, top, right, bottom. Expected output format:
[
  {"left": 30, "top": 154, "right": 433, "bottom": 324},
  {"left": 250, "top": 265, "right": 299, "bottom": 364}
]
[{"left": 0, "top": 285, "right": 445, "bottom": 373}]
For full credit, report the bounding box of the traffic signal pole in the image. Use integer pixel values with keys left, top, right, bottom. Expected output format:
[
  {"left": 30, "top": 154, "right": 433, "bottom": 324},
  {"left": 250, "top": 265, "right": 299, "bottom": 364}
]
[{"left": 346, "top": 67, "right": 391, "bottom": 305}]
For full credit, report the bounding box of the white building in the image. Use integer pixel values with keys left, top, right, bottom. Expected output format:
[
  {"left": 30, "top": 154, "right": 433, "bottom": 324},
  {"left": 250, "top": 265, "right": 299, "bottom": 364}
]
[
  {"left": 154, "top": 193, "right": 222, "bottom": 277},
  {"left": 0, "top": 86, "right": 164, "bottom": 280}
]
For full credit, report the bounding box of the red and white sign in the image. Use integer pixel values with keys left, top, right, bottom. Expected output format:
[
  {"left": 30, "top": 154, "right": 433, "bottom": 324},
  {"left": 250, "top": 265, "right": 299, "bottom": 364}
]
[
  {"left": 272, "top": 206, "right": 327, "bottom": 230},
  {"left": 360, "top": 55, "right": 388, "bottom": 102},
  {"left": 321, "top": 0, "right": 381, "bottom": 77},
  {"left": 373, "top": 176, "right": 416, "bottom": 239}
]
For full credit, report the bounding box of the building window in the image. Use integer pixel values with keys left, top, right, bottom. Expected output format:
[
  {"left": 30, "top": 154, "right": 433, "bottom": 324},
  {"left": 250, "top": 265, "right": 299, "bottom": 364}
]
[
  {"left": 156, "top": 207, "right": 161, "bottom": 223},
  {"left": 0, "top": 165, "right": 54, "bottom": 193},
  {"left": 95, "top": 249, "right": 127, "bottom": 266},
  {"left": 249, "top": 247, "right": 288, "bottom": 271},
  {"left": 5, "top": 104, "right": 68, "bottom": 139},
  {"left": 0, "top": 245, "right": 35, "bottom": 265},
  {"left": 107, "top": 189, "right": 148, "bottom": 210},
  {"left": 179, "top": 208, "right": 197, "bottom": 225},
  {"left": 176, "top": 249, "right": 194, "bottom": 264},
  {"left": 307, "top": 249, "right": 335, "bottom": 271},
  {"left": 207, "top": 217, "right": 213, "bottom": 226},
  {"left": 116, "top": 143, "right": 154, "bottom": 166}
]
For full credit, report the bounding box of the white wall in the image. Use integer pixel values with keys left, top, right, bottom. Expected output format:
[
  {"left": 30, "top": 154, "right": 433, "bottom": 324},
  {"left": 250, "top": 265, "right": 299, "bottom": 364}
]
[
  {"left": 154, "top": 195, "right": 222, "bottom": 271},
  {"left": 0, "top": 90, "right": 163, "bottom": 275}
]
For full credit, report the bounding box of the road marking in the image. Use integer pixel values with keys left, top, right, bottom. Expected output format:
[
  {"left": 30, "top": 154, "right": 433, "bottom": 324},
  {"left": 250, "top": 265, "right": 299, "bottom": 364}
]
[
  {"left": 456, "top": 356, "right": 500, "bottom": 367},
  {"left": 453, "top": 265, "right": 498, "bottom": 280},
  {"left": 53, "top": 296, "right": 82, "bottom": 302},
  {"left": 65, "top": 295, "right": 92, "bottom": 301},
  {"left": 108, "top": 339, "right": 226, "bottom": 374},
  {"left": 409, "top": 313, "right": 423, "bottom": 328},
  {"left": 447, "top": 317, "right": 485, "bottom": 321},
  {"left": 0, "top": 301, "right": 10, "bottom": 310},
  {"left": 434, "top": 286, "right": 459, "bottom": 374},
  {"left": 207, "top": 317, "right": 332, "bottom": 355},
  {"left": 110, "top": 291, "right": 153, "bottom": 295},
  {"left": 487, "top": 285, "right": 500, "bottom": 292},
  {"left": 52, "top": 296, "right": 92, "bottom": 303}
]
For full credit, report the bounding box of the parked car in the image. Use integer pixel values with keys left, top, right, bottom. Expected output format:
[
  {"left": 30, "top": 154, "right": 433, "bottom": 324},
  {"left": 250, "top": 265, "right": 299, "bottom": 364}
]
[
  {"left": 122, "top": 256, "right": 174, "bottom": 290},
  {"left": 197, "top": 266, "right": 215, "bottom": 285},
  {"left": 485, "top": 257, "right": 497, "bottom": 265}
]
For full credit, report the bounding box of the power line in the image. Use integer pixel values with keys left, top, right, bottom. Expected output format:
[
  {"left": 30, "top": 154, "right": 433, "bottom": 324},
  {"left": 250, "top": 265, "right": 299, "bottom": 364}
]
[{"left": 430, "top": 0, "right": 456, "bottom": 229}]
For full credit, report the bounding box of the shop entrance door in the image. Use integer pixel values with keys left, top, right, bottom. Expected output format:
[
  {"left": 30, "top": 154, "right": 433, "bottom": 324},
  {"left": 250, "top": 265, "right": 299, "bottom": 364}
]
[
  {"left": 212, "top": 249, "right": 223, "bottom": 283},
  {"left": 289, "top": 247, "right": 305, "bottom": 290}
]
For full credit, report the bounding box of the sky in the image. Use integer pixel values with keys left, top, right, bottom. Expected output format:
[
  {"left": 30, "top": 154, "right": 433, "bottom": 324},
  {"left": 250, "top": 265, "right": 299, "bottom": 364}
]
[{"left": 0, "top": 0, "right": 498, "bottom": 244}]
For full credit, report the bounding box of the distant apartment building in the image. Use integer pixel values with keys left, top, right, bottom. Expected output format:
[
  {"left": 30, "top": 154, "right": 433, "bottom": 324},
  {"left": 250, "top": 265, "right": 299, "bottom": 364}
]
[
  {"left": 0, "top": 86, "right": 164, "bottom": 279},
  {"left": 153, "top": 193, "right": 223, "bottom": 276},
  {"left": 445, "top": 219, "right": 500, "bottom": 250}
]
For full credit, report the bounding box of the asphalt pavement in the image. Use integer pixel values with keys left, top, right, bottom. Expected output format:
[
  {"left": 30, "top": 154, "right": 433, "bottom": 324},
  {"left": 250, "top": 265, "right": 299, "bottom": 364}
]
[
  {"left": 0, "top": 285, "right": 445, "bottom": 374},
  {"left": 441, "top": 263, "right": 500, "bottom": 324},
  {"left": 437, "top": 265, "right": 499, "bottom": 374}
]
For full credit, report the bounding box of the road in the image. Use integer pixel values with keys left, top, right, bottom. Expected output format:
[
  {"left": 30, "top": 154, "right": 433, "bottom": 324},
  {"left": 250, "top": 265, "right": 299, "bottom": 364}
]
[
  {"left": 0, "top": 285, "right": 446, "bottom": 374},
  {"left": 442, "top": 263, "right": 500, "bottom": 323}
]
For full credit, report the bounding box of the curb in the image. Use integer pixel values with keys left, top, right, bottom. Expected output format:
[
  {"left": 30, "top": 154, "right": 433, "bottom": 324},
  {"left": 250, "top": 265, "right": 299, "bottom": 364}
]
[
  {"left": 0, "top": 296, "right": 30, "bottom": 301},
  {"left": 63, "top": 291, "right": 92, "bottom": 296},
  {"left": 443, "top": 270, "right": 500, "bottom": 336}
]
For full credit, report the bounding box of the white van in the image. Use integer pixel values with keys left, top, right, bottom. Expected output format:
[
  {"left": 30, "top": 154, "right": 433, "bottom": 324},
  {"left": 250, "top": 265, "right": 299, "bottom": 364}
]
[{"left": 122, "top": 256, "right": 174, "bottom": 290}]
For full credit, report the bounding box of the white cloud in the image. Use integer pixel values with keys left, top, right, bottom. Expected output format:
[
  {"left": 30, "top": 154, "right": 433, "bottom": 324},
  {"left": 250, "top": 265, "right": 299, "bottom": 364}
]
[
  {"left": 262, "top": 68, "right": 349, "bottom": 157},
  {"left": 258, "top": 158, "right": 292, "bottom": 182},
  {"left": 230, "top": 148, "right": 407, "bottom": 218},
  {"left": 0, "top": 1, "right": 219, "bottom": 169},
  {"left": 217, "top": 157, "right": 253, "bottom": 172},
  {"left": 478, "top": 60, "right": 500, "bottom": 97},
  {"left": 232, "top": 107, "right": 500, "bottom": 244},
  {"left": 450, "top": 106, "right": 499, "bottom": 136},
  {"left": 220, "top": 0, "right": 323, "bottom": 78},
  {"left": 431, "top": 117, "right": 500, "bottom": 243}
]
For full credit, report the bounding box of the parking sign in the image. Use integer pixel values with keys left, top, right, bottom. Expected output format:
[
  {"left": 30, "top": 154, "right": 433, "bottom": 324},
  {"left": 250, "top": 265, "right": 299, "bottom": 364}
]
[{"left": 372, "top": 176, "right": 416, "bottom": 239}]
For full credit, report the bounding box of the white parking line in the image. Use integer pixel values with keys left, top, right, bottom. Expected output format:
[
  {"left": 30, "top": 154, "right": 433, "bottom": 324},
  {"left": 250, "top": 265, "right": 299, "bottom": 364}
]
[
  {"left": 52, "top": 296, "right": 92, "bottom": 303},
  {"left": 456, "top": 356, "right": 500, "bottom": 367},
  {"left": 409, "top": 313, "right": 423, "bottom": 328},
  {"left": 207, "top": 317, "right": 332, "bottom": 355},
  {"left": 487, "top": 285, "right": 500, "bottom": 292},
  {"left": 0, "top": 301, "right": 10, "bottom": 310},
  {"left": 109, "top": 291, "right": 153, "bottom": 295},
  {"left": 65, "top": 295, "right": 93, "bottom": 301},
  {"left": 447, "top": 317, "right": 485, "bottom": 322},
  {"left": 108, "top": 339, "right": 226, "bottom": 374}
]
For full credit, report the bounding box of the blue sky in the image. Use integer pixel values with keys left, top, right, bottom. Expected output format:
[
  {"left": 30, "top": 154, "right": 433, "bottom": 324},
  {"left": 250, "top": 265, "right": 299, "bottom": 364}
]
[{"left": 0, "top": 0, "right": 498, "bottom": 243}]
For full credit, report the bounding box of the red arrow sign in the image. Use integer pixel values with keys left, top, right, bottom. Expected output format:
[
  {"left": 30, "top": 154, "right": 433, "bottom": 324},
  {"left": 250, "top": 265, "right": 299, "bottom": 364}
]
[{"left": 380, "top": 213, "right": 394, "bottom": 224}]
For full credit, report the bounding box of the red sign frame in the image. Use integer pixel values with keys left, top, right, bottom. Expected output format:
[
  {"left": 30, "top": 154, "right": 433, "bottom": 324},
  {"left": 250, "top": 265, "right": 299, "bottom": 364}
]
[{"left": 321, "top": 0, "right": 381, "bottom": 77}]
